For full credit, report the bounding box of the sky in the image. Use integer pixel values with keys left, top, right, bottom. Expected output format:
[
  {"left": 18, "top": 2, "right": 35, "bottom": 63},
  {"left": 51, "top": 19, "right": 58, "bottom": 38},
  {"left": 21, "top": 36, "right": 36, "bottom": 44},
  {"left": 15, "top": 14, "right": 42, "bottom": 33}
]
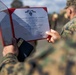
[{"left": 0, "top": 0, "right": 66, "bottom": 13}]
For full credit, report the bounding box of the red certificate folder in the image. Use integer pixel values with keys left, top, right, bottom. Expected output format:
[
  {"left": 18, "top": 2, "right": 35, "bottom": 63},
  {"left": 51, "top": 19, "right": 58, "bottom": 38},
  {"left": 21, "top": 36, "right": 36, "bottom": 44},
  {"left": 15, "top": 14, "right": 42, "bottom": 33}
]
[{"left": 0, "top": 1, "right": 50, "bottom": 46}]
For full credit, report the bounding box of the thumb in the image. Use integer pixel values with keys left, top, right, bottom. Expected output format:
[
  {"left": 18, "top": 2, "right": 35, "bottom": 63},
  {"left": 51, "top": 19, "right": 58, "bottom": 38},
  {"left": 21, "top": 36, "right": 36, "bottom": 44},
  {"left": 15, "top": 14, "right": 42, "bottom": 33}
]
[{"left": 46, "top": 31, "right": 54, "bottom": 36}]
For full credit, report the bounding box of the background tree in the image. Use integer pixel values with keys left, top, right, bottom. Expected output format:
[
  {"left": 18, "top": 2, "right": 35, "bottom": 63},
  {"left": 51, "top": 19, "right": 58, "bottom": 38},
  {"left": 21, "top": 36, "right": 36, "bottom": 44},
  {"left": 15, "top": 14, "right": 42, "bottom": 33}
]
[{"left": 11, "top": 0, "right": 23, "bottom": 8}]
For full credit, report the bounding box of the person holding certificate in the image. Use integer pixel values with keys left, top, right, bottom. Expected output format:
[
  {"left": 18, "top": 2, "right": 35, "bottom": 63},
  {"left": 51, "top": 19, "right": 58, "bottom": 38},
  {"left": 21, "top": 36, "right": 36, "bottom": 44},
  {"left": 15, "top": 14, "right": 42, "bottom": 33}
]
[{"left": 0, "top": 0, "right": 76, "bottom": 75}]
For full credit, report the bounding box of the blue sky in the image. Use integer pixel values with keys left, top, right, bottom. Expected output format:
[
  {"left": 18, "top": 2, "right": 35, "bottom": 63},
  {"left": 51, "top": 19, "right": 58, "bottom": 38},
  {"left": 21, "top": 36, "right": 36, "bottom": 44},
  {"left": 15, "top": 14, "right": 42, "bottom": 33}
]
[{"left": 0, "top": 0, "right": 66, "bottom": 13}]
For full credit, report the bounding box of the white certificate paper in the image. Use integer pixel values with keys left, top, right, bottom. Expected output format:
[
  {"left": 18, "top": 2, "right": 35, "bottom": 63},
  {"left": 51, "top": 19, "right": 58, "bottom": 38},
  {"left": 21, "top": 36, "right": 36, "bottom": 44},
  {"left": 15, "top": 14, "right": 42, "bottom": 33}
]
[{"left": 12, "top": 7, "right": 50, "bottom": 41}]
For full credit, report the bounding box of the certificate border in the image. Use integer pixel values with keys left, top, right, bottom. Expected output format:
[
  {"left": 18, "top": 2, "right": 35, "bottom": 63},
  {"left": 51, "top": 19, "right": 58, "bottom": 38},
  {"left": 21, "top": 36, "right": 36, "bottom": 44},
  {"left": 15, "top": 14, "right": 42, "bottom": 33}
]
[{"left": 0, "top": 7, "right": 50, "bottom": 46}]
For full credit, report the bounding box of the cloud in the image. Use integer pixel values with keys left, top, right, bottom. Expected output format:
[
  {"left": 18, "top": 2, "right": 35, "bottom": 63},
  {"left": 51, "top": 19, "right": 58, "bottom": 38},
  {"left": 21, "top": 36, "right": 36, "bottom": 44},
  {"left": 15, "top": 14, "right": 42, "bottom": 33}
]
[{"left": 23, "top": 0, "right": 66, "bottom": 13}]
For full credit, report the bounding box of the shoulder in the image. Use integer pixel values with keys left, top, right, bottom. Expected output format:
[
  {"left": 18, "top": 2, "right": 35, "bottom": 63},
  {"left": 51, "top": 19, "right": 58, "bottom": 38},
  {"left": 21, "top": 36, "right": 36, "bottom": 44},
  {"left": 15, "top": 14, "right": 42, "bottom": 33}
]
[
  {"left": 64, "top": 18, "right": 76, "bottom": 31},
  {"left": 60, "top": 18, "right": 76, "bottom": 37}
]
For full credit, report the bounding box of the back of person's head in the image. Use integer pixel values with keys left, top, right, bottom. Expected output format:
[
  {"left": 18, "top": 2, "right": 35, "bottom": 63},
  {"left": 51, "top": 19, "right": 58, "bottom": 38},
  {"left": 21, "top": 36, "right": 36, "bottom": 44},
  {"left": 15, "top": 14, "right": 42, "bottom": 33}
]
[
  {"left": 66, "top": 0, "right": 76, "bottom": 10},
  {"left": 65, "top": 0, "right": 76, "bottom": 19}
]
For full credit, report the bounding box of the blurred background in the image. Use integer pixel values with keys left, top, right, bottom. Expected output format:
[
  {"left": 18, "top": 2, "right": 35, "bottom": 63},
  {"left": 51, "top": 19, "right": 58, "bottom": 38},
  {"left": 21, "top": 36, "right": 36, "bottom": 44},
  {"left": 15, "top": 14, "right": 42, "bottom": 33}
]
[{"left": 0, "top": 0, "right": 76, "bottom": 75}]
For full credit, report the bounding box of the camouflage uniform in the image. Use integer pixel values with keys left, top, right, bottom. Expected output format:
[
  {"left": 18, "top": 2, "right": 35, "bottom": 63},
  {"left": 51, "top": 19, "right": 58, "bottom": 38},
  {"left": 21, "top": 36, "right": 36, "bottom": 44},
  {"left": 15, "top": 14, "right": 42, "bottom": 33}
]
[
  {"left": 59, "top": 1, "right": 76, "bottom": 74},
  {"left": 0, "top": 0, "right": 76, "bottom": 75},
  {"left": 0, "top": 16, "right": 76, "bottom": 75},
  {"left": 60, "top": 16, "right": 76, "bottom": 75},
  {"left": 0, "top": 53, "right": 37, "bottom": 75}
]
